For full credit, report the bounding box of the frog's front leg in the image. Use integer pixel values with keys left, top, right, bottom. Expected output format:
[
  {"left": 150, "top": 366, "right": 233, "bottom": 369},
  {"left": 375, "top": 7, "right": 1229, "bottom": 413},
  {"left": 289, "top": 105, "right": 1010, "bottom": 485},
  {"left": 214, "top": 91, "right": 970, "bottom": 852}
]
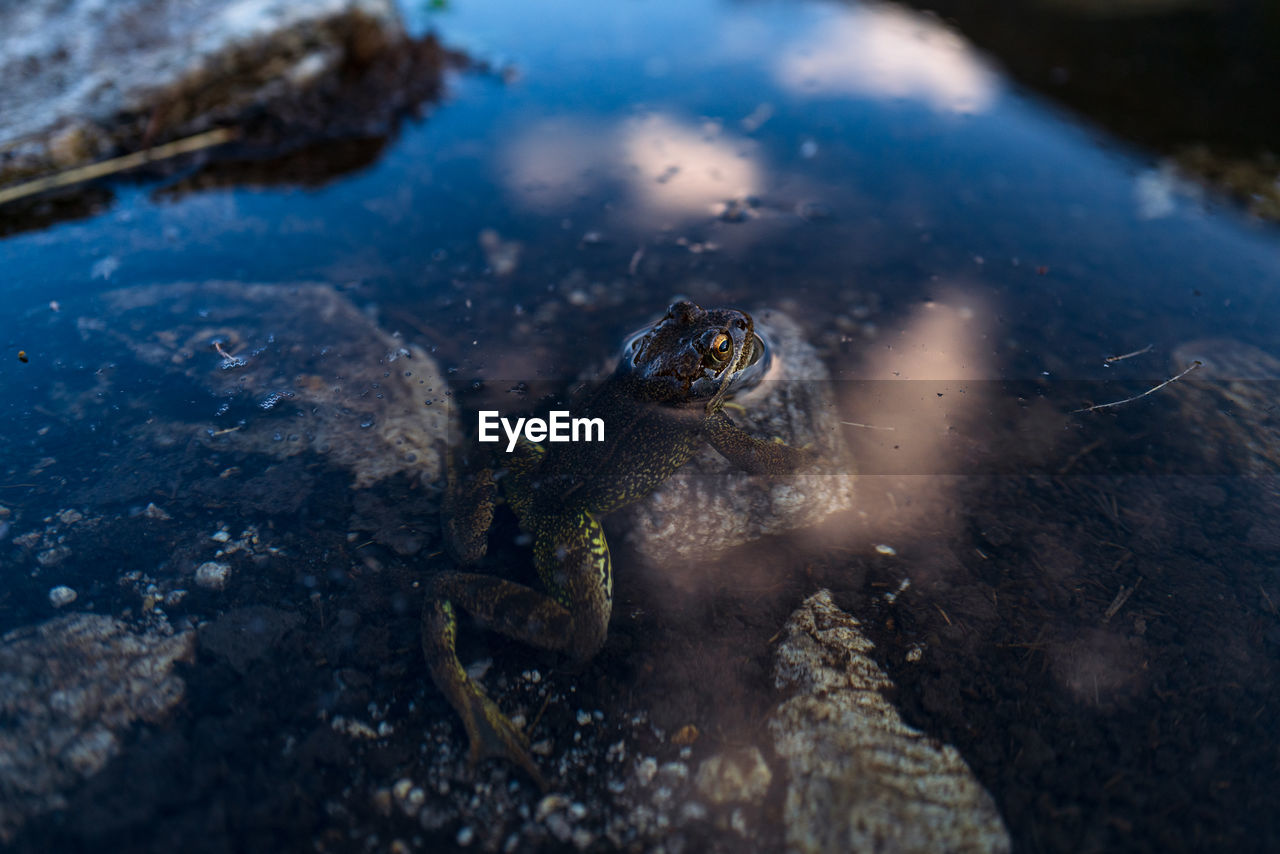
[
  {"left": 422, "top": 510, "right": 612, "bottom": 787},
  {"left": 703, "top": 410, "right": 818, "bottom": 474}
]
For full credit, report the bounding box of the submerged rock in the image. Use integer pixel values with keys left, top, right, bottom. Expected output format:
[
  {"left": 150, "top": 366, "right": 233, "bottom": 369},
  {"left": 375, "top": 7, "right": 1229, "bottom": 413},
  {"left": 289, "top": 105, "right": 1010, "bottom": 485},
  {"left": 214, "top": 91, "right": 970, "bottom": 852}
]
[
  {"left": 616, "top": 310, "right": 855, "bottom": 564},
  {"left": 0, "top": 0, "right": 448, "bottom": 187},
  {"left": 86, "top": 281, "right": 453, "bottom": 488},
  {"left": 769, "top": 590, "right": 1010, "bottom": 854},
  {"left": 0, "top": 614, "right": 196, "bottom": 842}
]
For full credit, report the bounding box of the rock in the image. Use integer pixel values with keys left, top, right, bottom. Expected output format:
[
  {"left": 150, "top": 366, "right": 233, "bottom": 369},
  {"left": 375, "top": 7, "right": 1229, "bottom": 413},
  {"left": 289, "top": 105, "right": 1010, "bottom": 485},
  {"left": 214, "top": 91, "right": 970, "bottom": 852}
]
[
  {"left": 0, "top": 0, "right": 448, "bottom": 187},
  {"left": 143, "top": 503, "right": 172, "bottom": 521},
  {"left": 0, "top": 614, "right": 196, "bottom": 842},
  {"left": 86, "top": 281, "right": 454, "bottom": 488},
  {"left": 1170, "top": 339, "right": 1280, "bottom": 475},
  {"left": 195, "top": 561, "right": 232, "bottom": 590},
  {"left": 694, "top": 747, "right": 772, "bottom": 805},
  {"left": 769, "top": 591, "right": 1010, "bottom": 854},
  {"left": 48, "top": 585, "right": 77, "bottom": 608},
  {"left": 616, "top": 310, "right": 855, "bottom": 564}
]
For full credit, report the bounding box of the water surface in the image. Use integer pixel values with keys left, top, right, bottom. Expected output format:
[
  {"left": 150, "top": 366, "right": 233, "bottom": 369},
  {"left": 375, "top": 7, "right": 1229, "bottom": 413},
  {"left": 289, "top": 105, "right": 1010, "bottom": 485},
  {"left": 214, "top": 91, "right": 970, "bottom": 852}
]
[{"left": 2, "top": 0, "right": 1278, "bottom": 851}]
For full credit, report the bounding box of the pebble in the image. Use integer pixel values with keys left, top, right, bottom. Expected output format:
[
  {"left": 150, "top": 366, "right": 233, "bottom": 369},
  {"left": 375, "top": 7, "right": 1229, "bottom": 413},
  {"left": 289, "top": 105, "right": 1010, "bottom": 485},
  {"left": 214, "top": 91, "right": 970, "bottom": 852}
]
[
  {"left": 456, "top": 825, "right": 474, "bottom": 846},
  {"left": 194, "top": 561, "right": 231, "bottom": 590},
  {"left": 48, "top": 585, "right": 77, "bottom": 608},
  {"left": 211, "top": 529, "right": 231, "bottom": 543},
  {"left": 58, "top": 509, "right": 83, "bottom": 525},
  {"left": 143, "top": 503, "right": 171, "bottom": 520},
  {"left": 535, "top": 794, "right": 570, "bottom": 822},
  {"left": 576, "top": 709, "right": 592, "bottom": 726}
]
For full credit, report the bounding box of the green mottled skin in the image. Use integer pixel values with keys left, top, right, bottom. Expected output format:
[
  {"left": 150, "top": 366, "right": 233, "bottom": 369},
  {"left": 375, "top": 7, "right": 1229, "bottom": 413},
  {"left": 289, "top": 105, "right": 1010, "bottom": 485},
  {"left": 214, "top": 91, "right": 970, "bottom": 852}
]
[{"left": 423, "top": 301, "right": 815, "bottom": 787}]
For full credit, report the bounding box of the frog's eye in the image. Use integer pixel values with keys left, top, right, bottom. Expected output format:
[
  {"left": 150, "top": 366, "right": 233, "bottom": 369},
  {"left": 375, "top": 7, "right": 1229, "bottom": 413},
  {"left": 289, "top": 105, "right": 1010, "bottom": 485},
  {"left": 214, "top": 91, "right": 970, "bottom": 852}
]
[{"left": 710, "top": 332, "right": 732, "bottom": 361}]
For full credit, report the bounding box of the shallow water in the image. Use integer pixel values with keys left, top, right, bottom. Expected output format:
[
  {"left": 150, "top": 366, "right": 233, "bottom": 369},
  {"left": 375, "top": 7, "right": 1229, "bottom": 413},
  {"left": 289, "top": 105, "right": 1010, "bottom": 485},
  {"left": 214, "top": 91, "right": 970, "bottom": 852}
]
[{"left": 2, "top": 0, "right": 1279, "bottom": 851}]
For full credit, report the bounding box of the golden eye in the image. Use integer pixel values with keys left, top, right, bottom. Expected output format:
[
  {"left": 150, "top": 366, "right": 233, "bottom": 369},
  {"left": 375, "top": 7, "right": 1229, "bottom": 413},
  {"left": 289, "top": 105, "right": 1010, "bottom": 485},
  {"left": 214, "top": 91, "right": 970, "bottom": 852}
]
[{"left": 711, "top": 332, "right": 731, "bottom": 357}]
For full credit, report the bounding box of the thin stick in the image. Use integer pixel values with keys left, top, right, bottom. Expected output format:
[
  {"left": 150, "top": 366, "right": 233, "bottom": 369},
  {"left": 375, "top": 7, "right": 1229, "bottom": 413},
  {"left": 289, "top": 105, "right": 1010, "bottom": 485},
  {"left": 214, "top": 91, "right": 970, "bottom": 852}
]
[
  {"left": 1103, "top": 577, "right": 1142, "bottom": 623},
  {"left": 1073, "top": 361, "right": 1201, "bottom": 414},
  {"left": 0, "top": 127, "right": 239, "bottom": 207},
  {"left": 1104, "top": 344, "right": 1153, "bottom": 365},
  {"left": 841, "top": 421, "right": 896, "bottom": 431}
]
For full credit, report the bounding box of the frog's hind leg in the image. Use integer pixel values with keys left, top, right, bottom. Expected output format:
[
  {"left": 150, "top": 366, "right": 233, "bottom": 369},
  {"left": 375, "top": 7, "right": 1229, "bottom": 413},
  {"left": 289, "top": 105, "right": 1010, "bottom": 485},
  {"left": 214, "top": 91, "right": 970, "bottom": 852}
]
[
  {"left": 423, "top": 511, "right": 613, "bottom": 787},
  {"left": 423, "top": 572, "right": 578, "bottom": 789}
]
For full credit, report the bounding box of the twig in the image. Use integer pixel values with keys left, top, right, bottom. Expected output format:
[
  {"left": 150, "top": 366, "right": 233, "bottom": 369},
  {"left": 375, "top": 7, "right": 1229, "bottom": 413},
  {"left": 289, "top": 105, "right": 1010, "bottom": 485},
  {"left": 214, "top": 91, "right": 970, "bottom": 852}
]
[
  {"left": 0, "top": 127, "right": 239, "bottom": 207},
  {"left": 1103, "top": 577, "right": 1142, "bottom": 623},
  {"left": 1104, "top": 344, "right": 1153, "bottom": 365},
  {"left": 1073, "top": 361, "right": 1202, "bottom": 413},
  {"left": 840, "top": 421, "right": 896, "bottom": 431}
]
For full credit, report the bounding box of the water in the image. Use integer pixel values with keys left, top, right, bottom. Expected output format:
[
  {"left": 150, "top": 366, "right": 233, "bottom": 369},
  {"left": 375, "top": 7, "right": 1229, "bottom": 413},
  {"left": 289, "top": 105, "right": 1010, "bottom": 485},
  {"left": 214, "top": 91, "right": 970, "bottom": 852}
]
[{"left": 2, "top": 0, "right": 1278, "bottom": 851}]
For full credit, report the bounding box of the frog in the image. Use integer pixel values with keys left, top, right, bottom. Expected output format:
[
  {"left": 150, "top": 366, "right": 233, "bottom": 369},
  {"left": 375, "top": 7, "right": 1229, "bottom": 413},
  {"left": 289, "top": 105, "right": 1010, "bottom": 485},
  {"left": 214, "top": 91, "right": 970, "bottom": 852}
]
[{"left": 422, "top": 300, "right": 817, "bottom": 787}]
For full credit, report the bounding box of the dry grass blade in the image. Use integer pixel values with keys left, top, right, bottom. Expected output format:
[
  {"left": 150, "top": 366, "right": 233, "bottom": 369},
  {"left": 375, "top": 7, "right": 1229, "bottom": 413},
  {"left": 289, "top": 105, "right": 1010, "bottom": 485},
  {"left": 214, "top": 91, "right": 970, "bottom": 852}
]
[{"left": 0, "top": 127, "right": 239, "bottom": 207}]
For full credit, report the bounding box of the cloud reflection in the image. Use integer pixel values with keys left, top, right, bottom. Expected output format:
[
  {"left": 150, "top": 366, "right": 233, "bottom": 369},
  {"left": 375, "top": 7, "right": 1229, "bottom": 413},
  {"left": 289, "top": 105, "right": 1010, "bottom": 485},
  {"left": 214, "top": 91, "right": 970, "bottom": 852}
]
[
  {"left": 499, "top": 116, "right": 609, "bottom": 211},
  {"left": 501, "top": 113, "right": 763, "bottom": 222},
  {"left": 619, "top": 114, "right": 762, "bottom": 218},
  {"left": 774, "top": 5, "right": 998, "bottom": 113},
  {"left": 842, "top": 289, "right": 995, "bottom": 566}
]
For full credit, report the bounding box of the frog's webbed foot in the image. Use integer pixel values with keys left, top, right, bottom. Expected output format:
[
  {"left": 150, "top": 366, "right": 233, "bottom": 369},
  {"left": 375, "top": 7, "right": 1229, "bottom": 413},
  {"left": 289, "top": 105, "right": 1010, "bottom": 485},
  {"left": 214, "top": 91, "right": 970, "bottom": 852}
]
[
  {"left": 423, "top": 572, "right": 587, "bottom": 790},
  {"left": 704, "top": 409, "right": 819, "bottom": 474},
  {"left": 460, "top": 682, "right": 548, "bottom": 791}
]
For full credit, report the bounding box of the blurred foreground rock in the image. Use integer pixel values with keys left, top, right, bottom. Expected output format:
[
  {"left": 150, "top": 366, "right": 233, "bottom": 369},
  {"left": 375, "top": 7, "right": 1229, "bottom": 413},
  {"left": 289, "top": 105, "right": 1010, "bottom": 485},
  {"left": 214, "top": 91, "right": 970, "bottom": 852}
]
[
  {"left": 617, "top": 310, "right": 855, "bottom": 564},
  {"left": 85, "top": 281, "right": 453, "bottom": 488},
  {"left": 0, "top": 614, "right": 196, "bottom": 842},
  {"left": 0, "top": 0, "right": 449, "bottom": 187},
  {"left": 770, "top": 591, "right": 1010, "bottom": 854}
]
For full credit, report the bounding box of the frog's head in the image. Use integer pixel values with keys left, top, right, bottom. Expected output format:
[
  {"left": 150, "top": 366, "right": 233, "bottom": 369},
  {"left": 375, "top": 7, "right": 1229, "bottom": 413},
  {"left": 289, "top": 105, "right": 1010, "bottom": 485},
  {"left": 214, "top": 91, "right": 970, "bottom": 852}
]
[{"left": 619, "top": 300, "right": 766, "bottom": 411}]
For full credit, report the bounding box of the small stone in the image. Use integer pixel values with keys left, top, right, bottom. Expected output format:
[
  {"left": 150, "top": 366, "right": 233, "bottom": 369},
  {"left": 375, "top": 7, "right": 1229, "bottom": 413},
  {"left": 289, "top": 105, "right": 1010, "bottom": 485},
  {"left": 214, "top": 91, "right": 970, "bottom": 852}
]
[
  {"left": 211, "top": 529, "right": 231, "bottom": 543},
  {"left": 48, "top": 586, "right": 77, "bottom": 608},
  {"left": 576, "top": 709, "right": 592, "bottom": 726},
  {"left": 456, "top": 826, "right": 474, "bottom": 846},
  {"left": 636, "top": 757, "right": 658, "bottom": 786},
  {"left": 57, "top": 509, "right": 83, "bottom": 525},
  {"left": 143, "top": 503, "right": 171, "bottom": 520},
  {"left": 536, "top": 794, "right": 571, "bottom": 822},
  {"left": 695, "top": 747, "right": 772, "bottom": 805},
  {"left": 546, "top": 814, "right": 573, "bottom": 843},
  {"left": 194, "top": 561, "right": 231, "bottom": 590}
]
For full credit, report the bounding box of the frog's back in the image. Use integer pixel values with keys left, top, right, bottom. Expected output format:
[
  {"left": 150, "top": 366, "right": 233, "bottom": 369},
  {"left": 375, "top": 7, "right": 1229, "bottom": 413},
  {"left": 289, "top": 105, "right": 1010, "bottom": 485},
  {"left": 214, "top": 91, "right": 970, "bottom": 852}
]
[{"left": 531, "top": 383, "right": 703, "bottom": 516}]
